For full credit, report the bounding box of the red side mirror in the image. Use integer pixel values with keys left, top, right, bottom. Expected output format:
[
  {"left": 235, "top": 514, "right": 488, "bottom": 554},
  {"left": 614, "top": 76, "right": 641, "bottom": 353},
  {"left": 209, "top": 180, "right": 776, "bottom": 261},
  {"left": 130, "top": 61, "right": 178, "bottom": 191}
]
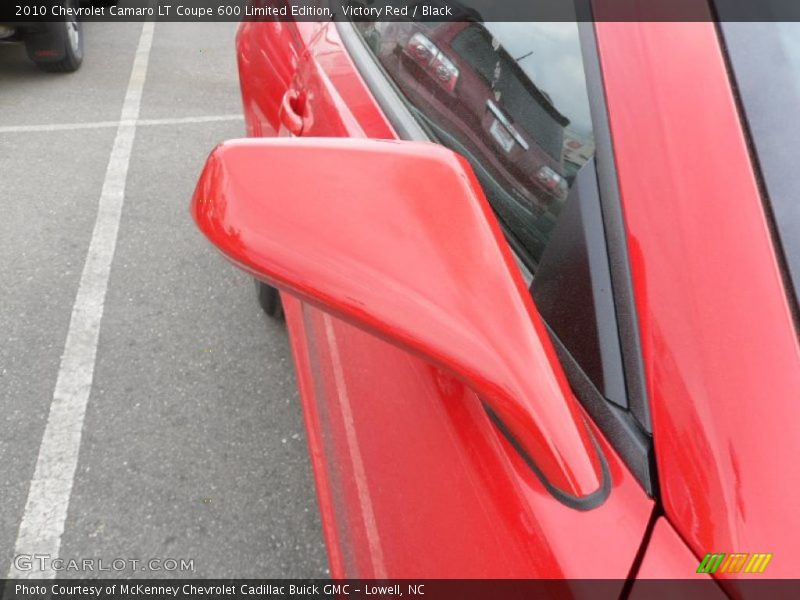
[{"left": 191, "top": 137, "right": 606, "bottom": 504}]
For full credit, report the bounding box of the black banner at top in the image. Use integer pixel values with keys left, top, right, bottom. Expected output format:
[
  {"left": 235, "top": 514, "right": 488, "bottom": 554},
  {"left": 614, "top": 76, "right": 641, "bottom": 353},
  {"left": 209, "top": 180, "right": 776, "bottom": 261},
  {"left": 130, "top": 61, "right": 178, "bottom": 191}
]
[{"left": 3, "top": 0, "right": 800, "bottom": 23}]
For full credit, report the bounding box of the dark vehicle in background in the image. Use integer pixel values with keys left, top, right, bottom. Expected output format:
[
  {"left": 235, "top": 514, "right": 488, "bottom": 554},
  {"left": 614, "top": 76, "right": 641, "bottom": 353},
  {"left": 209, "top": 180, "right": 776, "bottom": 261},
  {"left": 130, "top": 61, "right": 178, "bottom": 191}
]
[
  {"left": 363, "top": 20, "right": 570, "bottom": 215},
  {"left": 0, "top": 1, "right": 114, "bottom": 72}
]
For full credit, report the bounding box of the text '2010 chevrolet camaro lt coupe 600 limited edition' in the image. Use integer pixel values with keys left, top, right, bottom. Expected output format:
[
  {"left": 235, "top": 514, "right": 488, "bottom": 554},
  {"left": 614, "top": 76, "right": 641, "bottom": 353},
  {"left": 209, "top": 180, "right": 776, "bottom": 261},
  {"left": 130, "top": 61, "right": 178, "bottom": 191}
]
[{"left": 188, "top": 2, "right": 800, "bottom": 591}]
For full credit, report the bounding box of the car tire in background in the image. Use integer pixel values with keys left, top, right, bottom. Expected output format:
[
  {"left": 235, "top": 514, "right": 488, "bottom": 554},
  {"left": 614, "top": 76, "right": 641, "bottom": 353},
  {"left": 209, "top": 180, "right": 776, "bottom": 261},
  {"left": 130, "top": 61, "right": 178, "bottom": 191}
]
[
  {"left": 24, "top": 1, "right": 83, "bottom": 73},
  {"left": 255, "top": 281, "right": 284, "bottom": 320}
]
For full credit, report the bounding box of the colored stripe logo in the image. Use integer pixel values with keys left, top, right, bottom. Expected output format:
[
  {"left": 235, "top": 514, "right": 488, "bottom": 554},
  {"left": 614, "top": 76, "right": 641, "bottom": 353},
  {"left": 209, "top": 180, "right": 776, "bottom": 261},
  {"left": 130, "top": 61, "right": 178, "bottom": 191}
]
[{"left": 697, "top": 553, "right": 772, "bottom": 574}]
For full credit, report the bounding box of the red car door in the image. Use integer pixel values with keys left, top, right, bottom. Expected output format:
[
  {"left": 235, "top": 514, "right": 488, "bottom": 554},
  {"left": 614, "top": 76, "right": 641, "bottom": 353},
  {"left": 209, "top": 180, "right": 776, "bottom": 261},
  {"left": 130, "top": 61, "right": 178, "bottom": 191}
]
[
  {"left": 236, "top": 7, "right": 321, "bottom": 137},
  {"left": 236, "top": 20, "right": 657, "bottom": 580}
]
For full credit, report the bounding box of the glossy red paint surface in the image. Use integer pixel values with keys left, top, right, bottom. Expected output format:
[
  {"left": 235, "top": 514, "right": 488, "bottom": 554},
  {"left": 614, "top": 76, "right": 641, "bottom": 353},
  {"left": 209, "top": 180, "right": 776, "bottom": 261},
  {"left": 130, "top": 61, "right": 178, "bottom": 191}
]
[
  {"left": 283, "top": 294, "right": 652, "bottom": 578},
  {"left": 634, "top": 519, "right": 715, "bottom": 580},
  {"left": 293, "top": 23, "right": 396, "bottom": 139},
  {"left": 209, "top": 16, "right": 800, "bottom": 580},
  {"left": 216, "top": 21, "right": 657, "bottom": 578},
  {"left": 236, "top": 20, "right": 322, "bottom": 136},
  {"left": 630, "top": 520, "right": 725, "bottom": 599},
  {"left": 597, "top": 22, "right": 800, "bottom": 577},
  {"left": 191, "top": 137, "right": 603, "bottom": 499}
]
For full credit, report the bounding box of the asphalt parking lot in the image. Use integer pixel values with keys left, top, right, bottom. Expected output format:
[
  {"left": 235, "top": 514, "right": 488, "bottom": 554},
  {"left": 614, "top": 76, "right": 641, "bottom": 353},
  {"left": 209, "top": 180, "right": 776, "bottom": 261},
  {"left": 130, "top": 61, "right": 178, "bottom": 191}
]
[{"left": 0, "top": 20, "right": 328, "bottom": 578}]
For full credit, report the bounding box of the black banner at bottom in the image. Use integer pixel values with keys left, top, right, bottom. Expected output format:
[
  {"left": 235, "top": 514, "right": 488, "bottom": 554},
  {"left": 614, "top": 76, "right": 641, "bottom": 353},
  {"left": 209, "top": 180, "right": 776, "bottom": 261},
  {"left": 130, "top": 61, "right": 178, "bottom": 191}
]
[{"left": 3, "top": 580, "right": 800, "bottom": 600}]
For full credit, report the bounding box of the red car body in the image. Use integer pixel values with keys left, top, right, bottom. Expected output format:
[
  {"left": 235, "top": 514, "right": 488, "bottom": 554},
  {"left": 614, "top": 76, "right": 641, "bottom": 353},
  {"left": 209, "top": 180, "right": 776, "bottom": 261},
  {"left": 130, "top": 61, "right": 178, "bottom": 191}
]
[{"left": 195, "top": 15, "right": 800, "bottom": 587}]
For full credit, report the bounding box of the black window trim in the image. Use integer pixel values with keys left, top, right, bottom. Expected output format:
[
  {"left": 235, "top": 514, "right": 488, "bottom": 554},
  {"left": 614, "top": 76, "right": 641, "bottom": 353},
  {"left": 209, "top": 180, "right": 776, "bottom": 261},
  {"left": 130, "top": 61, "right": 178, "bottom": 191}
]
[
  {"left": 576, "top": 22, "right": 653, "bottom": 438},
  {"left": 334, "top": 16, "right": 657, "bottom": 495}
]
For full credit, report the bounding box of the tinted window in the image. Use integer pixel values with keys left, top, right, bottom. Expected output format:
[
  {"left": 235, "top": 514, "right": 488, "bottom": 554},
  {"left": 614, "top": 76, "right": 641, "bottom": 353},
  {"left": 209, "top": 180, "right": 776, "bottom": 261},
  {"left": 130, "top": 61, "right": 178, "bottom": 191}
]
[
  {"left": 450, "top": 24, "right": 569, "bottom": 160},
  {"left": 356, "top": 20, "right": 595, "bottom": 267}
]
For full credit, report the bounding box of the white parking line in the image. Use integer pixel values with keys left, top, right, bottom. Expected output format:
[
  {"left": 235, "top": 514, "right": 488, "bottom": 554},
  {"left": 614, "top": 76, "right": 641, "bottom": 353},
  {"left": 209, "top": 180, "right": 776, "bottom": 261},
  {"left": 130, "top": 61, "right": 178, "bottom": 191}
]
[
  {"left": 8, "top": 21, "right": 155, "bottom": 579},
  {"left": 0, "top": 114, "right": 243, "bottom": 134}
]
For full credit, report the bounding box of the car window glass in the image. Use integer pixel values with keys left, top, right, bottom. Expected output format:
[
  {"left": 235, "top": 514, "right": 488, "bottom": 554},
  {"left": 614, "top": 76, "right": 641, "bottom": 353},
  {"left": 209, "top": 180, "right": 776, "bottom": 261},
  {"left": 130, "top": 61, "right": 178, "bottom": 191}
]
[
  {"left": 718, "top": 20, "right": 800, "bottom": 315},
  {"left": 355, "top": 20, "right": 595, "bottom": 267}
]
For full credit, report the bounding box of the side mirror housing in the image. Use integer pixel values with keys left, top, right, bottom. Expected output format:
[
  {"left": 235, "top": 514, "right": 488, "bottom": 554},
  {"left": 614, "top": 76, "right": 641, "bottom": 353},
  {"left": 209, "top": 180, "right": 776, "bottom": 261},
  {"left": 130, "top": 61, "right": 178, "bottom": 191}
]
[{"left": 191, "top": 137, "right": 607, "bottom": 505}]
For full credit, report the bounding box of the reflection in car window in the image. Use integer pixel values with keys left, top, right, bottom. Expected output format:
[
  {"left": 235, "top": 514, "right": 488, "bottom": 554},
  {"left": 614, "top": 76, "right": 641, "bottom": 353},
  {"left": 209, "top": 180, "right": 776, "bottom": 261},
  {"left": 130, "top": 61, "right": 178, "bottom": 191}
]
[
  {"left": 356, "top": 20, "right": 595, "bottom": 267},
  {"left": 719, "top": 21, "right": 800, "bottom": 315}
]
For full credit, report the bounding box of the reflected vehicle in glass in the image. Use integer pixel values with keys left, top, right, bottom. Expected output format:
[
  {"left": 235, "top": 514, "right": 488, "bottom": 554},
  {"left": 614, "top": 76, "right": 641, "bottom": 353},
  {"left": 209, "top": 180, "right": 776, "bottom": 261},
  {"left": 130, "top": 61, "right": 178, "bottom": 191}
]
[
  {"left": 365, "top": 20, "right": 571, "bottom": 209},
  {"left": 358, "top": 19, "right": 595, "bottom": 264}
]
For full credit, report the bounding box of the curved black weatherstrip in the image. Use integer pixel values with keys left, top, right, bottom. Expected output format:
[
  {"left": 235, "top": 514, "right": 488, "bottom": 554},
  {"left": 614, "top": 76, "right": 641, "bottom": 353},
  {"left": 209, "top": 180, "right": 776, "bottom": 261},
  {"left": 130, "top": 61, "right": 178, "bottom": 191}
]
[{"left": 482, "top": 403, "right": 611, "bottom": 511}]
